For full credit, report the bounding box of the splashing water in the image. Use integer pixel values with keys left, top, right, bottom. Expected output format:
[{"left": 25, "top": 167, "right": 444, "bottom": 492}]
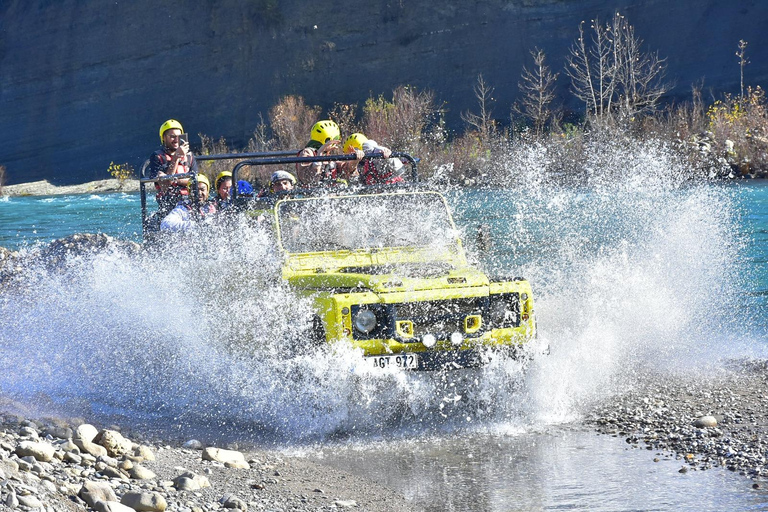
[{"left": 0, "top": 139, "right": 765, "bottom": 445}]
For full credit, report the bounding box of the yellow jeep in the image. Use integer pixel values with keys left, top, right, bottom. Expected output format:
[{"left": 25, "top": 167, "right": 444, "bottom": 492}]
[
  {"left": 140, "top": 151, "right": 537, "bottom": 370},
  {"left": 274, "top": 188, "right": 536, "bottom": 371}
]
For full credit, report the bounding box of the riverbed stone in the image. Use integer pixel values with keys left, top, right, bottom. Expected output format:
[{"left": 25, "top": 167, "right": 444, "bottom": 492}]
[
  {"left": 694, "top": 415, "right": 718, "bottom": 428},
  {"left": 80, "top": 480, "right": 118, "bottom": 507},
  {"left": 94, "top": 501, "right": 136, "bottom": 512},
  {"left": 121, "top": 491, "right": 167, "bottom": 512},
  {"left": 173, "top": 471, "right": 211, "bottom": 491},
  {"left": 75, "top": 424, "right": 99, "bottom": 443},
  {"left": 96, "top": 429, "right": 133, "bottom": 457},
  {"left": 17, "top": 494, "right": 43, "bottom": 509},
  {"left": 182, "top": 439, "right": 203, "bottom": 450},
  {"left": 202, "top": 447, "right": 249, "bottom": 468},
  {"left": 16, "top": 440, "right": 55, "bottom": 462},
  {"left": 130, "top": 464, "right": 157, "bottom": 480},
  {"left": 75, "top": 439, "right": 108, "bottom": 457}
]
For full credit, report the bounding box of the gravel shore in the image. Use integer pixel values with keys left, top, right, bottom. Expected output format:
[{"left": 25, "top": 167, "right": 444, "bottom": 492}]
[
  {"left": 587, "top": 359, "right": 768, "bottom": 483},
  {"left": 1, "top": 360, "right": 766, "bottom": 510}
]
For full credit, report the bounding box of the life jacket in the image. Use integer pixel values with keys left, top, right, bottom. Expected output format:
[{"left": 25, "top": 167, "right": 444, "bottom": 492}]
[
  {"left": 359, "top": 159, "right": 404, "bottom": 185},
  {"left": 154, "top": 149, "right": 191, "bottom": 197}
]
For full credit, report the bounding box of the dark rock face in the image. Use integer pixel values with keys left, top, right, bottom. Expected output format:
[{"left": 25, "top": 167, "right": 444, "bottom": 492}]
[{"left": 1, "top": 0, "right": 766, "bottom": 185}]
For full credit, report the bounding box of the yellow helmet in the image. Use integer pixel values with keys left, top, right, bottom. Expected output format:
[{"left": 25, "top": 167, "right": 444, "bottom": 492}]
[
  {"left": 159, "top": 119, "right": 184, "bottom": 142},
  {"left": 191, "top": 173, "right": 210, "bottom": 190},
  {"left": 310, "top": 120, "right": 341, "bottom": 145},
  {"left": 215, "top": 171, "right": 233, "bottom": 189},
  {"left": 343, "top": 133, "right": 368, "bottom": 153}
]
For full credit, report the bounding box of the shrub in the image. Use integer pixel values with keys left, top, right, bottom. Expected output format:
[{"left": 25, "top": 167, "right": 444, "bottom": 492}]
[
  {"left": 107, "top": 162, "right": 135, "bottom": 182},
  {"left": 269, "top": 95, "right": 321, "bottom": 150}
]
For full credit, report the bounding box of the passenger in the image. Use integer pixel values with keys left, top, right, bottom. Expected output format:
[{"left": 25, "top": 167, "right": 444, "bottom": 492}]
[
  {"left": 296, "top": 120, "right": 363, "bottom": 186},
  {"left": 213, "top": 171, "right": 233, "bottom": 210},
  {"left": 147, "top": 119, "right": 198, "bottom": 217},
  {"left": 343, "top": 133, "right": 404, "bottom": 185},
  {"left": 160, "top": 174, "right": 215, "bottom": 232},
  {"left": 271, "top": 170, "right": 296, "bottom": 193}
]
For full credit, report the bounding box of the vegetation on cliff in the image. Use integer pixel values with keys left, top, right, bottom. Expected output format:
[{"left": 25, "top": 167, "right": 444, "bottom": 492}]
[{"left": 185, "top": 13, "right": 766, "bottom": 188}]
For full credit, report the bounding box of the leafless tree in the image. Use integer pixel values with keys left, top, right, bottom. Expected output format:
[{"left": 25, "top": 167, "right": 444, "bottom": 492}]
[
  {"left": 461, "top": 74, "right": 497, "bottom": 144},
  {"left": 566, "top": 13, "right": 668, "bottom": 124},
  {"left": 736, "top": 40, "right": 749, "bottom": 101},
  {"left": 515, "top": 48, "right": 560, "bottom": 135}
]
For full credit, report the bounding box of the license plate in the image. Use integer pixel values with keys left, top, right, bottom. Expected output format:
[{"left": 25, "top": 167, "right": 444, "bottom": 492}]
[{"left": 366, "top": 353, "right": 419, "bottom": 370}]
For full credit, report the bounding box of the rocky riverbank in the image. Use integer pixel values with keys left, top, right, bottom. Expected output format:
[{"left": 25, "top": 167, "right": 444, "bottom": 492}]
[
  {"left": 587, "top": 360, "right": 768, "bottom": 482},
  {"left": 1, "top": 361, "right": 766, "bottom": 511},
  {"left": 0, "top": 412, "right": 418, "bottom": 512},
  {"left": 1, "top": 180, "right": 139, "bottom": 197}
]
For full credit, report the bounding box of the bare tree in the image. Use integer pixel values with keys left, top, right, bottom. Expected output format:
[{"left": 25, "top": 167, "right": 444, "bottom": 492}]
[
  {"left": 736, "top": 40, "right": 749, "bottom": 101},
  {"left": 515, "top": 48, "right": 560, "bottom": 135},
  {"left": 567, "top": 13, "right": 668, "bottom": 123},
  {"left": 461, "top": 74, "right": 496, "bottom": 144}
]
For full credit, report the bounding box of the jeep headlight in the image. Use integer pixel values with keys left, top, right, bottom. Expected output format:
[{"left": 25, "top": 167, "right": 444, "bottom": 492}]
[{"left": 353, "top": 309, "right": 377, "bottom": 334}]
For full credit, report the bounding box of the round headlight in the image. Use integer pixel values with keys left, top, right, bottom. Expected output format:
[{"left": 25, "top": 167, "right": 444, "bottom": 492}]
[
  {"left": 450, "top": 332, "right": 463, "bottom": 347},
  {"left": 422, "top": 334, "right": 437, "bottom": 348},
  {"left": 353, "top": 309, "right": 377, "bottom": 334}
]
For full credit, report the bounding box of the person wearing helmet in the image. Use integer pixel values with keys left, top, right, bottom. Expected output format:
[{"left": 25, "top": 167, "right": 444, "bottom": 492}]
[
  {"left": 343, "top": 133, "right": 403, "bottom": 185},
  {"left": 213, "top": 170, "right": 233, "bottom": 210},
  {"left": 296, "top": 120, "right": 364, "bottom": 186},
  {"left": 147, "top": 119, "right": 199, "bottom": 217},
  {"left": 271, "top": 170, "right": 296, "bottom": 193},
  {"left": 159, "top": 173, "right": 216, "bottom": 232}
]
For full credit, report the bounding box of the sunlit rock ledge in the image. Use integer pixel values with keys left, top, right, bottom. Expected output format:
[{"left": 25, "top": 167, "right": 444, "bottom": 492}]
[{"left": 1, "top": 179, "right": 140, "bottom": 197}]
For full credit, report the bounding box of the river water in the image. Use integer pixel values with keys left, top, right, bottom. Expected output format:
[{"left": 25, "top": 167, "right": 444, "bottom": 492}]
[{"left": 1, "top": 144, "right": 767, "bottom": 510}]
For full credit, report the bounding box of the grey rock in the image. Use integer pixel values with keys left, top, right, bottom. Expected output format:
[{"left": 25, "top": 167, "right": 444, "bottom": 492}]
[
  {"left": 130, "top": 465, "right": 157, "bottom": 480},
  {"left": 16, "top": 441, "right": 55, "bottom": 462},
  {"left": 182, "top": 439, "right": 203, "bottom": 450},
  {"left": 94, "top": 501, "right": 137, "bottom": 512},
  {"left": 173, "top": 471, "right": 211, "bottom": 491},
  {"left": 95, "top": 430, "right": 133, "bottom": 457},
  {"left": 694, "top": 415, "right": 718, "bottom": 428},
  {"left": 121, "top": 491, "right": 167, "bottom": 512},
  {"left": 75, "top": 439, "right": 108, "bottom": 458},
  {"left": 334, "top": 500, "right": 358, "bottom": 508},
  {"left": 74, "top": 424, "right": 99, "bottom": 443},
  {"left": 80, "top": 480, "right": 118, "bottom": 507},
  {"left": 5, "top": 491, "right": 18, "bottom": 509},
  {"left": 17, "top": 494, "right": 43, "bottom": 509},
  {"left": 202, "top": 448, "right": 249, "bottom": 469},
  {"left": 220, "top": 494, "right": 247, "bottom": 510}
]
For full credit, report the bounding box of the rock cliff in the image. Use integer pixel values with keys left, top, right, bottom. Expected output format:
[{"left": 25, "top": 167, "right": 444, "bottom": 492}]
[{"left": 1, "top": 0, "right": 766, "bottom": 185}]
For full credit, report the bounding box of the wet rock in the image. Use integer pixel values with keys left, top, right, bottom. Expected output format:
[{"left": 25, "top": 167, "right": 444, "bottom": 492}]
[
  {"left": 202, "top": 447, "right": 249, "bottom": 469},
  {"left": 121, "top": 491, "right": 167, "bottom": 512},
  {"left": 15, "top": 440, "right": 55, "bottom": 462}
]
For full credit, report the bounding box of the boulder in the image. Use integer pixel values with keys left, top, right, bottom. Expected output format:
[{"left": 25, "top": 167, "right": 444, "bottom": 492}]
[
  {"left": 132, "top": 444, "right": 156, "bottom": 462},
  {"left": 16, "top": 441, "right": 55, "bottom": 462}
]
